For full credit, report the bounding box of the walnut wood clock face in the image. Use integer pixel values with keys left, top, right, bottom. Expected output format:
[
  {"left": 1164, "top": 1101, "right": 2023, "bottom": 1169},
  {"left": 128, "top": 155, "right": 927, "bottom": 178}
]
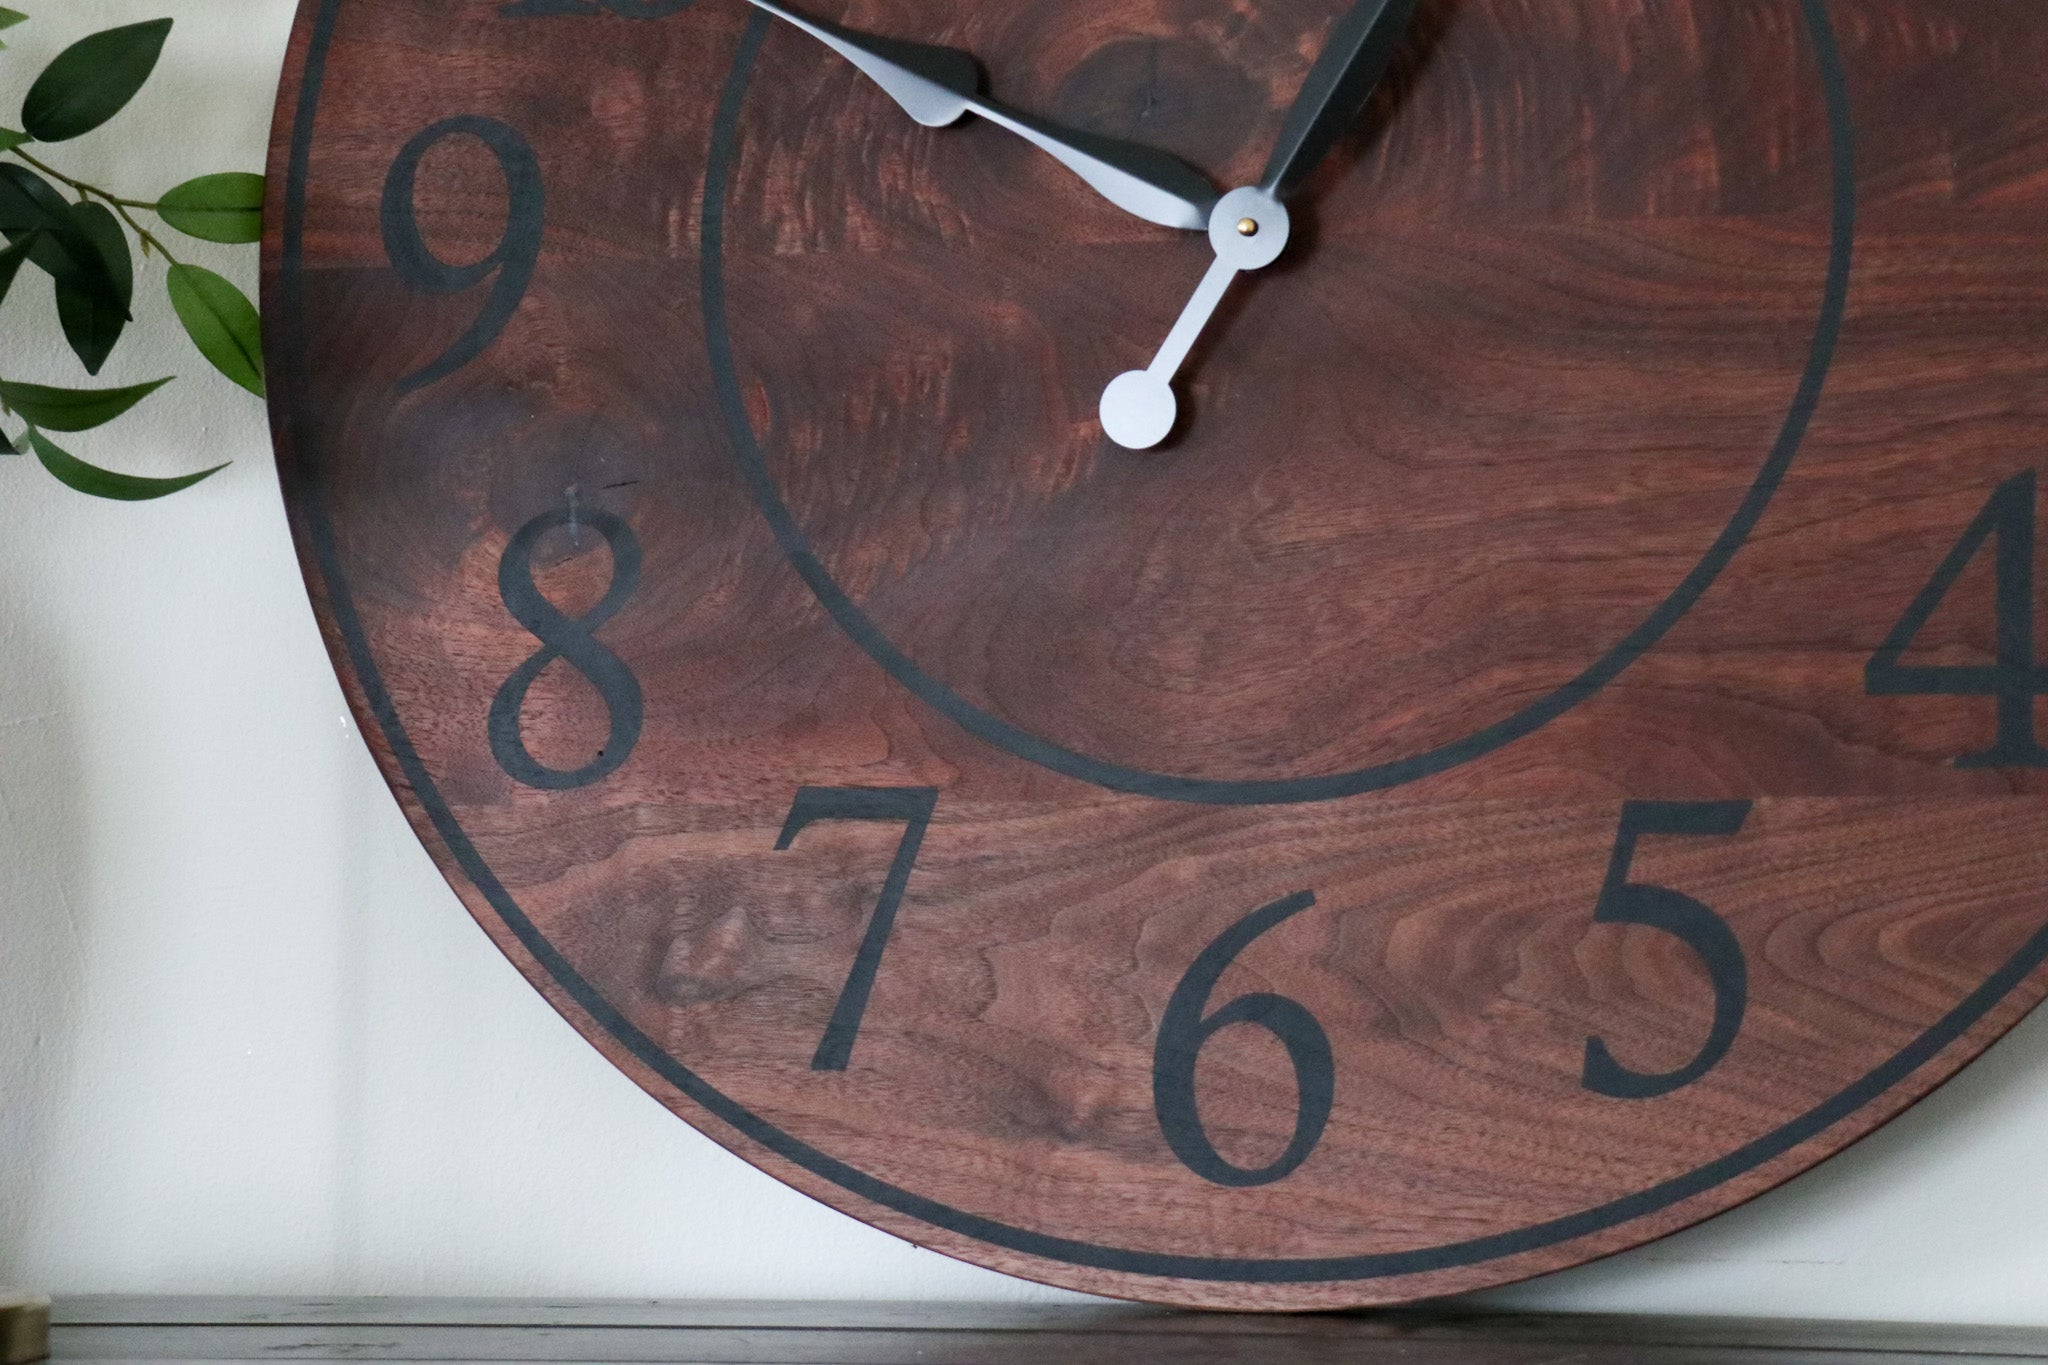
[{"left": 266, "top": 0, "right": 2048, "bottom": 1308}]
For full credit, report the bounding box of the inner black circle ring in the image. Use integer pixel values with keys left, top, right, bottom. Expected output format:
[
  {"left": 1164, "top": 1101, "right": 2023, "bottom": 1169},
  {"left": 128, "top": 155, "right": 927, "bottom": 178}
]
[{"left": 702, "top": 3, "right": 1859, "bottom": 807}]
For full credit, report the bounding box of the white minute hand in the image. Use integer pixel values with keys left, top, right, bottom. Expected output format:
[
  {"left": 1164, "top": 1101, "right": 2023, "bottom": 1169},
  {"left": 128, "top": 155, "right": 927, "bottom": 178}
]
[{"left": 743, "top": 0, "right": 1217, "bottom": 231}]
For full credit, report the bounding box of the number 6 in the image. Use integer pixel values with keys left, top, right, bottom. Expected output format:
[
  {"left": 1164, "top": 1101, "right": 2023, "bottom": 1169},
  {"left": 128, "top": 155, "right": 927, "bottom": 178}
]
[{"left": 1153, "top": 892, "right": 1334, "bottom": 1187}]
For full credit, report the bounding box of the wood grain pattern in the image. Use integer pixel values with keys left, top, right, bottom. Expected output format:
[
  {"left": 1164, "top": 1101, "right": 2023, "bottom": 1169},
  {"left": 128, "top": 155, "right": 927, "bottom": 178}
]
[{"left": 265, "top": 0, "right": 2048, "bottom": 1308}]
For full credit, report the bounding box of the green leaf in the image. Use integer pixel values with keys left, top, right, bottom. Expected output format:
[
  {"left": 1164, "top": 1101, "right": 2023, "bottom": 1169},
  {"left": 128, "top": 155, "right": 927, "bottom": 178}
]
[
  {"left": 166, "top": 263, "right": 264, "bottom": 397},
  {"left": 0, "top": 376, "right": 169, "bottom": 432},
  {"left": 21, "top": 18, "right": 172, "bottom": 143},
  {"left": 0, "top": 162, "right": 70, "bottom": 233},
  {"left": 0, "top": 165, "right": 126, "bottom": 314},
  {"left": 157, "top": 171, "right": 264, "bottom": 244},
  {"left": 0, "top": 427, "right": 16, "bottom": 457},
  {"left": 0, "top": 130, "right": 27, "bottom": 153},
  {"left": 0, "top": 230, "right": 34, "bottom": 310},
  {"left": 0, "top": 10, "right": 26, "bottom": 30},
  {"left": 27, "top": 425, "right": 224, "bottom": 501},
  {"left": 55, "top": 201, "right": 132, "bottom": 374}
]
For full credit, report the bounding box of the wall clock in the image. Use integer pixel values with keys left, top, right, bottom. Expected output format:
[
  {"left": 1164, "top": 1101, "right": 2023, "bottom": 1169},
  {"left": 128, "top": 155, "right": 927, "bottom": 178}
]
[{"left": 264, "top": 0, "right": 2048, "bottom": 1309}]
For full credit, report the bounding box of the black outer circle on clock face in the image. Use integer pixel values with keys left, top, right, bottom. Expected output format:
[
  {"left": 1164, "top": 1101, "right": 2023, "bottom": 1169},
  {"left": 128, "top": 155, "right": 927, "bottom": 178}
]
[
  {"left": 703, "top": 0, "right": 1860, "bottom": 808},
  {"left": 274, "top": 0, "right": 2031, "bottom": 1296}
]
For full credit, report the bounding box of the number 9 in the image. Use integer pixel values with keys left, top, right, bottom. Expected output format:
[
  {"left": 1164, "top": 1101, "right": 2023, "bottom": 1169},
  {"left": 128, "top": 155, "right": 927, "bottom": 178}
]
[{"left": 381, "top": 114, "right": 544, "bottom": 393}]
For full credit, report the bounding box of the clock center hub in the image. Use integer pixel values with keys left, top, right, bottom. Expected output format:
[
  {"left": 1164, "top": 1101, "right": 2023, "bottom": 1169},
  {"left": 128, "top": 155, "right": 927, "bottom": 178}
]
[{"left": 1208, "top": 186, "right": 1290, "bottom": 268}]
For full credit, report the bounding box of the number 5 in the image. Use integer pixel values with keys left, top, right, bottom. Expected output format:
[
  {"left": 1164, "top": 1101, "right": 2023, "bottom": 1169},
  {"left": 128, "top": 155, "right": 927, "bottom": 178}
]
[
  {"left": 775, "top": 786, "right": 938, "bottom": 1071},
  {"left": 1582, "top": 800, "right": 1752, "bottom": 1100}
]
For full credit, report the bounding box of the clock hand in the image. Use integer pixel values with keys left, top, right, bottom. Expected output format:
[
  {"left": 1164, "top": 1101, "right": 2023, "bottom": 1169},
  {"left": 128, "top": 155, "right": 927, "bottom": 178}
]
[
  {"left": 1097, "top": 0, "right": 1418, "bottom": 448},
  {"left": 1260, "top": 0, "right": 1420, "bottom": 200},
  {"left": 741, "top": 0, "right": 1217, "bottom": 231},
  {"left": 1099, "top": 188, "right": 1289, "bottom": 450}
]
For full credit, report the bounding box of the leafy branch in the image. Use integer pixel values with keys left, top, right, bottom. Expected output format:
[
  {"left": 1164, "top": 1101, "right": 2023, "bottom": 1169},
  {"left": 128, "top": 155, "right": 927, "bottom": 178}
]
[
  {"left": 0, "top": 9, "right": 264, "bottom": 500},
  {"left": 12, "top": 143, "right": 181, "bottom": 259}
]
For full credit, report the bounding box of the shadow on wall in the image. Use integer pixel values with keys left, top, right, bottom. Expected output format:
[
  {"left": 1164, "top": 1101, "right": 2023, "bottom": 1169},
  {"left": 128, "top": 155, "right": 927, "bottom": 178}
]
[
  {"left": 1466, "top": 966, "right": 2048, "bottom": 1315},
  {"left": 0, "top": 614, "right": 85, "bottom": 1287}
]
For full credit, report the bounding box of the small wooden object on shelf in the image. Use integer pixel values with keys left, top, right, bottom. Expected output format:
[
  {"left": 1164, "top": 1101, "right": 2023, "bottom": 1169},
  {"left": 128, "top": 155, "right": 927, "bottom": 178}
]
[{"left": 0, "top": 1291, "right": 49, "bottom": 1365}]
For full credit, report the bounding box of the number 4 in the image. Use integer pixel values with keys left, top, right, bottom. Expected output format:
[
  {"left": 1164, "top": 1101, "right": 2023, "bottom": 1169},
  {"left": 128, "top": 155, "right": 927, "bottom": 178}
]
[
  {"left": 775, "top": 786, "right": 938, "bottom": 1071},
  {"left": 1867, "top": 470, "right": 2048, "bottom": 766}
]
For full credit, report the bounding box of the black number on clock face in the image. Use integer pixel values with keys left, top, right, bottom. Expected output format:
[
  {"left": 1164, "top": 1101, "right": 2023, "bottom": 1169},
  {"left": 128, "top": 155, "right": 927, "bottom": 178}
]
[
  {"left": 1867, "top": 470, "right": 2048, "bottom": 767},
  {"left": 775, "top": 786, "right": 940, "bottom": 1071},
  {"left": 1152, "top": 891, "right": 1335, "bottom": 1188},
  {"left": 488, "top": 506, "right": 644, "bottom": 790},
  {"left": 380, "top": 115, "right": 543, "bottom": 393},
  {"left": 1581, "top": 801, "right": 1752, "bottom": 1101},
  {"left": 1141, "top": 803, "right": 1754, "bottom": 1189}
]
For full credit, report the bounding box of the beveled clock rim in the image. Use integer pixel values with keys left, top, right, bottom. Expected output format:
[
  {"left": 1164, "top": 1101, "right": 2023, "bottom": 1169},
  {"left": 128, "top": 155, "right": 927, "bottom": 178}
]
[
  {"left": 702, "top": 0, "right": 1861, "bottom": 808},
  {"left": 271, "top": 0, "right": 2048, "bottom": 1294}
]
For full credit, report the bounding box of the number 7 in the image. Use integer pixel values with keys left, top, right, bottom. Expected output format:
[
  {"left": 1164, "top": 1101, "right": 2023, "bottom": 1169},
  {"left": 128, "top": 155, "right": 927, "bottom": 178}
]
[{"left": 775, "top": 786, "right": 939, "bottom": 1071}]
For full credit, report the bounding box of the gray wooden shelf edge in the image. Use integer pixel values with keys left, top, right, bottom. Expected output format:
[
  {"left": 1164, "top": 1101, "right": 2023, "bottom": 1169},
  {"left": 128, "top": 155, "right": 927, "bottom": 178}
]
[{"left": 41, "top": 1297, "right": 2048, "bottom": 1365}]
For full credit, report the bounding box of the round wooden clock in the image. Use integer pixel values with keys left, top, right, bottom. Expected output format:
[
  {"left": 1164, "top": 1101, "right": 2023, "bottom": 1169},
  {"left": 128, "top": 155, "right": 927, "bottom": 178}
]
[{"left": 264, "top": 0, "right": 2048, "bottom": 1308}]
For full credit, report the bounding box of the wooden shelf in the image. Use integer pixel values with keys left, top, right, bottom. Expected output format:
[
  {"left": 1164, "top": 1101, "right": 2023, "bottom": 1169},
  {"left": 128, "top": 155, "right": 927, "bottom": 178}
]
[{"left": 44, "top": 1297, "right": 2048, "bottom": 1363}]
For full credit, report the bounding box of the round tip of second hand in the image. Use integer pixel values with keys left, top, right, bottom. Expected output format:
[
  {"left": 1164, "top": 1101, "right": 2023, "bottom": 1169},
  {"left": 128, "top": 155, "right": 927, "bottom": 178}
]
[{"left": 1100, "top": 370, "right": 1178, "bottom": 450}]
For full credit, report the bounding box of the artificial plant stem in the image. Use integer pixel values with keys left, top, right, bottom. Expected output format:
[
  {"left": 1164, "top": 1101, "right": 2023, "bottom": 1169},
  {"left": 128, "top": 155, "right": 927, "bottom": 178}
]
[{"left": 6, "top": 145, "right": 182, "bottom": 264}]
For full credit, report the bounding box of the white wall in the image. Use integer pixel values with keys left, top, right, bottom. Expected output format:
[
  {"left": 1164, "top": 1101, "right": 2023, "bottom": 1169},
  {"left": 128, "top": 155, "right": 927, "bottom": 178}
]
[{"left": 4, "top": 0, "right": 2048, "bottom": 1321}]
